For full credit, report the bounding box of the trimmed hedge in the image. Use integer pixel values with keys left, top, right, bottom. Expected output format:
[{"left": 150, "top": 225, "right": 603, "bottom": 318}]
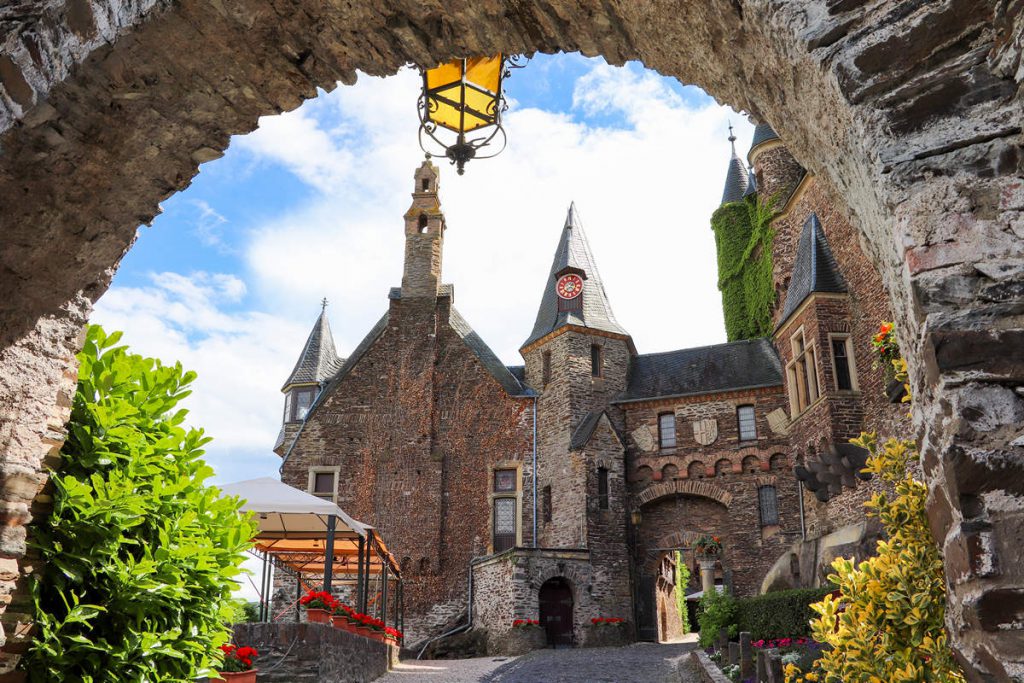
[{"left": 734, "top": 587, "right": 835, "bottom": 640}]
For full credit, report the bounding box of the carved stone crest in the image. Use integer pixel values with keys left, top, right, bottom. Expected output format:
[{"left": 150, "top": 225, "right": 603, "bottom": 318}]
[
  {"left": 631, "top": 425, "right": 656, "bottom": 452},
  {"left": 692, "top": 418, "right": 718, "bottom": 446},
  {"left": 766, "top": 408, "right": 791, "bottom": 436}
]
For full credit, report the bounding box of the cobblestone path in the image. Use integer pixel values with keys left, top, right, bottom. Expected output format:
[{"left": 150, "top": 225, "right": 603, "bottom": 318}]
[{"left": 378, "top": 640, "right": 699, "bottom": 683}]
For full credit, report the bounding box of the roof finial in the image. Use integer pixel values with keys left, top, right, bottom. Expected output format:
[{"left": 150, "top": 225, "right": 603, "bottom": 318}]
[
  {"left": 320, "top": 297, "right": 328, "bottom": 313},
  {"left": 728, "top": 121, "right": 737, "bottom": 154}
]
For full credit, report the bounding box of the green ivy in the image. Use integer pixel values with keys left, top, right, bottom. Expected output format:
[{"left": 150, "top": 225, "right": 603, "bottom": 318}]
[
  {"left": 711, "top": 195, "right": 777, "bottom": 341},
  {"left": 24, "top": 325, "right": 256, "bottom": 682},
  {"left": 674, "top": 552, "right": 691, "bottom": 633}
]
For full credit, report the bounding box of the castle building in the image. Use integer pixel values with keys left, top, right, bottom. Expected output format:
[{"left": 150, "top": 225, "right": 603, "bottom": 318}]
[{"left": 273, "top": 127, "right": 909, "bottom": 649}]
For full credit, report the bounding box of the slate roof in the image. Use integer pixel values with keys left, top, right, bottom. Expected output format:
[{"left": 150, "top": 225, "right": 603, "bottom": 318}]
[
  {"left": 721, "top": 148, "right": 750, "bottom": 205},
  {"left": 507, "top": 365, "right": 527, "bottom": 386},
  {"left": 281, "top": 310, "right": 346, "bottom": 391},
  {"left": 777, "top": 213, "right": 848, "bottom": 327},
  {"left": 616, "top": 338, "right": 783, "bottom": 403},
  {"left": 522, "top": 203, "right": 630, "bottom": 349},
  {"left": 449, "top": 308, "right": 533, "bottom": 397},
  {"left": 747, "top": 122, "right": 780, "bottom": 162},
  {"left": 571, "top": 410, "right": 605, "bottom": 451}
]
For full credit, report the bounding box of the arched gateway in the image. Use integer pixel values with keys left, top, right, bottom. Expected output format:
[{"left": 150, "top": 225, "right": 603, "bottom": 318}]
[
  {"left": 1, "top": 2, "right": 1022, "bottom": 678},
  {"left": 539, "top": 577, "right": 574, "bottom": 647}
]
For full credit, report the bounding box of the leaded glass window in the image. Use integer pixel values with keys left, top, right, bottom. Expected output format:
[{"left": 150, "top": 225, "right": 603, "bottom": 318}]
[{"left": 758, "top": 485, "right": 779, "bottom": 526}]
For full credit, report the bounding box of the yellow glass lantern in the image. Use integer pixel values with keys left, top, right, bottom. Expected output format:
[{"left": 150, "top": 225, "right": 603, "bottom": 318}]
[{"left": 418, "top": 55, "right": 528, "bottom": 175}]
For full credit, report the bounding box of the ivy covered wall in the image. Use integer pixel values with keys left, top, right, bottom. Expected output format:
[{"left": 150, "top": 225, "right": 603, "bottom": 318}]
[{"left": 711, "top": 196, "right": 776, "bottom": 341}]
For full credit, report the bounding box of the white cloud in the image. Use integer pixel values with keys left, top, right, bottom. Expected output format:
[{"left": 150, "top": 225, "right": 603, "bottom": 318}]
[
  {"left": 241, "top": 62, "right": 754, "bottom": 362},
  {"left": 91, "top": 271, "right": 300, "bottom": 485}
]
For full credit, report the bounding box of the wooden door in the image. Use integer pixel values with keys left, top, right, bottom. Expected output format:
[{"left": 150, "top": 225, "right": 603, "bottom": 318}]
[
  {"left": 539, "top": 577, "right": 574, "bottom": 647},
  {"left": 635, "top": 574, "right": 658, "bottom": 641}
]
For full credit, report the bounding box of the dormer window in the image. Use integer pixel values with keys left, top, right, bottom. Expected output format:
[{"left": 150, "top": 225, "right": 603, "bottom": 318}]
[{"left": 286, "top": 386, "right": 316, "bottom": 423}]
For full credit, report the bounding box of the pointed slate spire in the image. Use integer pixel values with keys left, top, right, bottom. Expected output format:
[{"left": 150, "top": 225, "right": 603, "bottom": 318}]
[
  {"left": 281, "top": 305, "right": 346, "bottom": 391},
  {"left": 747, "top": 122, "right": 781, "bottom": 164},
  {"left": 777, "top": 213, "right": 848, "bottom": 326},
  {"left": 521, "top": 203, "right": 629, "bottom": 350},
  {"left": 721, "top": 123, "right": 750, "bottom": 205}
]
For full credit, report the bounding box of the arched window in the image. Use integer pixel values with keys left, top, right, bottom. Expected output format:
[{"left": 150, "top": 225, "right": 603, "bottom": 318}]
[
  {"left": 634, "top": 466, "right": 654, "bottom": 484},
  {"left": 687, "top": 461, "right": 705, "bottom": 479},
  {"left": 662, "top": 463, "right": 678, "bottom": 481},
  {"left": 770, "top": 453, "right": 788, "bottom": 471},
  {"left": 418, "top": 214, "right": 429, "bottom": 232},
  {"left": 597, "top": 467, "right": 609, "bottom": 509},
  {"left": 421, "top": 177, "right": 430, "bottom": 192},
  {"left": 742, "top": 455, "right": 761, "bottom": 474}
]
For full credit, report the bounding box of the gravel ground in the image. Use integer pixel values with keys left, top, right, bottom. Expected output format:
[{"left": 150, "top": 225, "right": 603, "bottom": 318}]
[{"left": 377, "top": 638, "right": 699, "bottom": 683}]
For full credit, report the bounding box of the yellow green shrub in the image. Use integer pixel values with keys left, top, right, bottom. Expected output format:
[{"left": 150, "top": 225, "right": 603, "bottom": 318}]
[{"left": 786, "top": 432, "right": 964, "bottom": 683}]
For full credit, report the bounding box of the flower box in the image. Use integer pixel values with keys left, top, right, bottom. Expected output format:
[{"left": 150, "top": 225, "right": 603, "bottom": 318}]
[
  {"left": 583, "top": 619, "right": 630, "bottom": 648},
  {"left": 212, "top": 671, "right": 258, "bottom": 683},
  {"left": 306, "top": 608, "right": 331, "bottom": 624}
]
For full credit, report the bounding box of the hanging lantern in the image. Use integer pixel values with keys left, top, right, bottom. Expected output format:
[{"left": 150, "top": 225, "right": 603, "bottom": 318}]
[{"left": 417, "top": 55, "right": 528, "bottom": 175}]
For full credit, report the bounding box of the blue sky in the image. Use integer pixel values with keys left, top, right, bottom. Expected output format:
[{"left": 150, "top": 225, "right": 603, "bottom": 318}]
[{"left": 94, "top": 54, "right": 755, "bottom": 491}]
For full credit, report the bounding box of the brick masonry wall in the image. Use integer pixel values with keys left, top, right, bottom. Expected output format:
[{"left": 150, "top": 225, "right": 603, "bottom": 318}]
[
  {"left": 768, "top": 168, "right": 911, "bottom": 541},
  {"left": 622, "top": 388, "right": 801, "bottom": 598},
  {"left": 232, "top": 622, "right": 392, "bottom": 683},
  {"left": 280, "top": 290, "right": 532, "bottom": 643}
]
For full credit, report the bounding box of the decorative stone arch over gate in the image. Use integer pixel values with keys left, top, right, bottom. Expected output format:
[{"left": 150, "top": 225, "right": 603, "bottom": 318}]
[
  {"left": 528, "top": 563, "right": 592, "bottom": 593},
  {"left": 0, "top": 1, "right": 1022, "bottom": 677},
  {"left": 635, "top": 479, "right": 733, "bottom": 509}
]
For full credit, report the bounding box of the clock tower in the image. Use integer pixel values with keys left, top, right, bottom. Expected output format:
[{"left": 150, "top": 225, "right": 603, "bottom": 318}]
[{"left": 520, "top": 203, "right": 634, "bottom": 547}]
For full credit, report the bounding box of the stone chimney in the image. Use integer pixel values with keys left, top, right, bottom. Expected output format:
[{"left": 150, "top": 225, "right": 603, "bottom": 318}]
[{"left": 401, "top": 160, "right": 445, "bottom": 298}]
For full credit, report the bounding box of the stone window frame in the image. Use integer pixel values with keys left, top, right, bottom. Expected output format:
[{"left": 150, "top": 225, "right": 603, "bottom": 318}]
[
  {"left": 488, "top": 461, "right": 523, "bottom": 554},
  {"left": 827, "top": 332, "right": 860, "bottom": 393},
  {"left": 757, "top": 484, "right": 780, "bottom": 527},
  {"left": 590, "top": 343, "right": 604, "bottom": 379},
  {"left": 596, "top": 466, "right": 610, "bottom": 510},
  {"left": 285, "top": 385, "right": 317, "bottom": 423},
  {"left": 736, "top": 404, "right": 758, "bottom": 442},
  {"left": 307, "top": 466, "right": 340, "bottom": 503},
  {"left": 657, "top": 412, "right": 677, "bottom": 450},
  {"left": 786, "top": 326, "right": 822, "bottom": 418}
]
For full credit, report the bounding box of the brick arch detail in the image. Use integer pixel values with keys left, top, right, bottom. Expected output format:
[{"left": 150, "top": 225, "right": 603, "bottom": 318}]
[
  {"left": 529, "top": 563, "right": 592, "bottom": 592},
  {"left": 635, "top": 479, "right": 732, "bottom": 508}
]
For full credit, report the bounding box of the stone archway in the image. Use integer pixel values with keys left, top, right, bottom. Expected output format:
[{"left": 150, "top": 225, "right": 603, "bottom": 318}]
[{"left": 1, "top": 1, "right": 1021, "bottom": 677}]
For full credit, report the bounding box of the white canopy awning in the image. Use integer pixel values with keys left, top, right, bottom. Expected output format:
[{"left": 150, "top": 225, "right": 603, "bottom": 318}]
[
  {"left": 220, "top": 476, "right": 370, "bottom": 540},
  {"left": 220, "top": 477, "right": 400, "bottom": 578}
]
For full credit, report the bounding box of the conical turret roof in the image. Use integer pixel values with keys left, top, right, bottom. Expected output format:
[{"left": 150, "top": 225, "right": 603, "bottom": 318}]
[
  {"left": 777, "top": 213, "right": 848, "bottom": 327},
  {"left": 281, "top": 307, "right": 346, "bottom": 391},
  {"left": 521, "top": 203, "right": 629, "bottom": 350},
  {"left": 747, "top": 122, "right": 780, "bottom": 163},
  {"left": 721, "top": 129, "right": 750, "bottom": 205}
]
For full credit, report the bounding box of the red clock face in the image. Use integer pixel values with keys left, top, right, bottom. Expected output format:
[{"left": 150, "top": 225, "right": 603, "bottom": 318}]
[{"left": 556, "top": 274, "right": 583, "bottom": 299}]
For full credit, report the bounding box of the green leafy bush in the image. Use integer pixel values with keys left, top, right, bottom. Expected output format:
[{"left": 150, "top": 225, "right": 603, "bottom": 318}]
[
  {"left": 733, "top": 586, "right": 834, "bottom": 640},
  {"left": 698, "top": 588, "right": 737, "bottom": 647},
  {"left": 24, "top": 325, "right": 255, "bottom": 682}
]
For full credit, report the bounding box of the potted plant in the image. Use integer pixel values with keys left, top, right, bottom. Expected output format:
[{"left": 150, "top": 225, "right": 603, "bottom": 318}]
[
  {"left": 214, "top": 643, "right": 258, "bottom": 682},
  {"left": 332, "top": 603, "right": 355, "bottom": 632},
  {"left": 693, "top": 534, "right": 723, "bottom": 559},
  {"left": 299, "top": 589, "right": 336, "bottom": 624},
  {"left": 585, "top": 617, "right": 629, "bottom": 648},
  {"left": 870, "top": 321, "right": 907, "bottom": 402},
  {"left": 383, "top": 626, "right": 403, "bottom": 646}
]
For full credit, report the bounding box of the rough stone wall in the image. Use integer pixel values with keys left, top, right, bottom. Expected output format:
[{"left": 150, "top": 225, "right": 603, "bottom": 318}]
[
  {"left": 581, "top": 419, "right": 634, "bottom": 622},
  {"left": 232, "top": 621, "right": 392, "bottom": 683},
  {"left": 471, "top": 548, "right": 628, "bottom": 648},
  {"left": 280, "top": 291, "right": 532, "bottom": 644},
  {"left": 0, "top": 0, "right": 1022, "bottom": 677},
  {"left": 524, "top": 331, "right": 631, "bottom": 549},
  {"left": 750, "top": 143, "right": 805, "bottom": 212}
]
